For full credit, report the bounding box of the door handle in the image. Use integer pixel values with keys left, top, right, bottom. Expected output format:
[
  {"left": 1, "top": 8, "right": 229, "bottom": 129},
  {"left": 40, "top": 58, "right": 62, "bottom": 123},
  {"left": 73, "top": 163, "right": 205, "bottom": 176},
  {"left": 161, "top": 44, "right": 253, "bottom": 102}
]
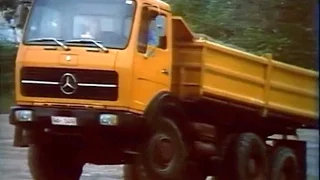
[{"left": 161, "top": 69, "right": 169, "bottom": 75}]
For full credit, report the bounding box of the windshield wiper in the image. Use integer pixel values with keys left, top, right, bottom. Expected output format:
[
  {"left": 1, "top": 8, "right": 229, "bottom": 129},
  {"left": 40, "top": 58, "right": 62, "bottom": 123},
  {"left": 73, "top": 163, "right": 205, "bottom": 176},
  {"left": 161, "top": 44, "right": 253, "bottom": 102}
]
[
  {"left": 28, "top": 38, "right": 70, "bottom": 51},
  {"left": 65, "top": 39, "right": 109, "bottom": 53}
]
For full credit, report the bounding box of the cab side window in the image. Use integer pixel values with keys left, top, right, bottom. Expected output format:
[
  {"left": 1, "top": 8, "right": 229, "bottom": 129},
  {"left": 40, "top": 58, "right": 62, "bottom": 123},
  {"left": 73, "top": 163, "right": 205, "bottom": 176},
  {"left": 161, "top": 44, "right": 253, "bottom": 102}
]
[
  {"left": 147, "top": 19, "right": 159, "bottom": 46},
  {"left": 137, "top": 7, "right": 167, "bottom": 53}
]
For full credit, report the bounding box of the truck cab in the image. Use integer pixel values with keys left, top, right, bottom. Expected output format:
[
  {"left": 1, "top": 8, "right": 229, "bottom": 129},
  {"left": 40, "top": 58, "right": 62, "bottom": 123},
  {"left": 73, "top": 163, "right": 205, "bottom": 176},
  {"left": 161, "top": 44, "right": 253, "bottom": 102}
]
[
  {"left": 10, "top": 0, "right": 179, "bottom": 179},
  {"left": 13, "top": 0, "right": 172, "bottom": 112},
  {"left": 9, "top": 0, "right": 318, "bottom": 180}
]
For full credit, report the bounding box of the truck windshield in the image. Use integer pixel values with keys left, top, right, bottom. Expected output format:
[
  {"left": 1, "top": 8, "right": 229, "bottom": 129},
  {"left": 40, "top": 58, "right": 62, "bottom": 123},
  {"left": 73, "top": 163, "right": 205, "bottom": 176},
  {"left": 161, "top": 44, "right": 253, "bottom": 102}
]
[{"left": 23, "top": 0, "right": 136, "bottom": 49}]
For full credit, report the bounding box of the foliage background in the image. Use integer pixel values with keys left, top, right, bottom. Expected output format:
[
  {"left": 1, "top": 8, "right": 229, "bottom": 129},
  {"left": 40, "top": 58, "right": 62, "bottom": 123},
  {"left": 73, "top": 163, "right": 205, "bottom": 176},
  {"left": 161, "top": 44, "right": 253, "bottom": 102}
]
[
  {"left": 164, "top": 0, "right": 318, "bottom": 70},
  {"left": 1, "top": 0, "right": 18, "bottom": 112},
  {"left": 0, "top": 0, "right": 318, "bottom": 70}
]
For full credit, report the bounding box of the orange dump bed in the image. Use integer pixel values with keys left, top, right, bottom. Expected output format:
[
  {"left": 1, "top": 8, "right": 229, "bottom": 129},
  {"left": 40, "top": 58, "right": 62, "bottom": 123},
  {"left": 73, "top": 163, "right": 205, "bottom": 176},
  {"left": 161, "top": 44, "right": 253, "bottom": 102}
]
[{"left": 171, "top": 17, "right": 318, "bottom": 124}]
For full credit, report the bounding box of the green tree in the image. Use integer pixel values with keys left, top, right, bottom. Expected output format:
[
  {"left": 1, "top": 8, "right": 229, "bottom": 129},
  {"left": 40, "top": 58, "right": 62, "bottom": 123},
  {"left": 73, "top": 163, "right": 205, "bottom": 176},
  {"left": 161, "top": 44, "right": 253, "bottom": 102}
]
[
  {"left": 0, "top": 0, "right": 17, "bottom": 9},
  {"left": 164, "top": 0, "right": 317, "bottom": 70}
]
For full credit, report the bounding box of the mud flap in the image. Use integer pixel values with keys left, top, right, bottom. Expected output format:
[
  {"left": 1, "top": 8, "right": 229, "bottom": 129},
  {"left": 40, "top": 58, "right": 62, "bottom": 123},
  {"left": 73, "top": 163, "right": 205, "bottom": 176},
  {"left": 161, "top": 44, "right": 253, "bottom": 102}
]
[{"left": 13, "top": 126, "right": 29, "bottom": 147}]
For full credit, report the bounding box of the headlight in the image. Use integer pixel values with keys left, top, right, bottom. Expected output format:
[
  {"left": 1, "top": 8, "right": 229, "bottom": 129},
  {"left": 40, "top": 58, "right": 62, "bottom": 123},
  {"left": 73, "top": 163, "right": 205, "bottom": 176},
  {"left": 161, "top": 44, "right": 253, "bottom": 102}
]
[
  {"left": 99, "top": 114, "right": 118, "bottom": 126},
  {"left": 15, "top": 110, "right": 33, "bottom": 122}
]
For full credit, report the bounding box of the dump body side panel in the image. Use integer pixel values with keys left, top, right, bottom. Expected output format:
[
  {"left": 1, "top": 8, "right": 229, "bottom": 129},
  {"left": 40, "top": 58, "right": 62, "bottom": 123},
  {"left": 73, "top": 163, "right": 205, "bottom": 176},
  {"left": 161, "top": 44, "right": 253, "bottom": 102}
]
[
  {"left": 201, "top": 42, "right": 268, "bottom": 108},
  {"left": 171, "top": 43, "right": 202, "bottom": 99},
  {"left": 268, "top": 60, "right": 318, "bottom": 119},
  {"left": 171, "top": 17, "right": 318, "bottom": 124},
  {"left": 171, "top": 17, "right": 202, "bottom": 99},
  {"left": 200, "top": 40, "right": 318, "bottom": 122}
]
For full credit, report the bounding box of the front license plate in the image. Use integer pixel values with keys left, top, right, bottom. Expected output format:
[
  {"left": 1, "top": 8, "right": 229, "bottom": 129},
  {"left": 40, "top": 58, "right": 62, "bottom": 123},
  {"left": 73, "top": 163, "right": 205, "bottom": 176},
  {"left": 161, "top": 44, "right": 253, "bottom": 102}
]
[{"left": 51, "top": 116, "right": 77, "bottom": 126}]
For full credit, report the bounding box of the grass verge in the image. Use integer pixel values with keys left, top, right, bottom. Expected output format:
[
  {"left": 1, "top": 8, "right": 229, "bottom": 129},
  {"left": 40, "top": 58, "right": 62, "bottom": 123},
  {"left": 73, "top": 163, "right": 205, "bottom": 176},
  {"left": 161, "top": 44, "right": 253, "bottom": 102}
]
[{"left": 0, "top": 90, "right": 14, "bottom": 114}]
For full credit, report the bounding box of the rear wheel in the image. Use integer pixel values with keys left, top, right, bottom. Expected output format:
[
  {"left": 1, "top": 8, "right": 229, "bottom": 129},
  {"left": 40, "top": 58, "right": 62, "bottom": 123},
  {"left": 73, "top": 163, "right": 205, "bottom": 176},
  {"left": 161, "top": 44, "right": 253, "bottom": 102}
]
[
  {"left": 270, "top": 147, "right": 298, "bottom": 180},
  {"left": 219, "top": 132, "right": 268, "bottom": 180}
]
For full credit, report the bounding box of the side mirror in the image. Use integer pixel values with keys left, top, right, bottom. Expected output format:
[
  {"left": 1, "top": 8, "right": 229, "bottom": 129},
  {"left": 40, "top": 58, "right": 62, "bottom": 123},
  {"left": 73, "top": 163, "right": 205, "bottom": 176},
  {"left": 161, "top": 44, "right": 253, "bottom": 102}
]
[
  {"left": 15, "top": 4, "right": 30, "bottom": 29},
  {"left": 155, "top": 15, "right": 166, "bottom": 37},
  {"left": 138, "top": 42, "right": 148, "bottom": 54}
]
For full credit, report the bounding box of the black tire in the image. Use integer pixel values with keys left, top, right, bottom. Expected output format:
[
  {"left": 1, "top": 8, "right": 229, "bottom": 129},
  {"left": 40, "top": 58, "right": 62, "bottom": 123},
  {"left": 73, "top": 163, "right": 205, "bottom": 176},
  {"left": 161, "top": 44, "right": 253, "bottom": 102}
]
[
  {"left": 123, "top": 164, "right": 149, "bottom": 180},
  {"left": 270, "top": 147, "right": 299, "bottom": 180},
  {"left": 123, "top": 165, "right": 135, "bottom": 180},
  {"left": 28, "top": 143, "right": 83, "bottom": 180},
  {"left": 139, "top": 117, "right": 205, "bottom": 180},
  {"left": 235, "top": 133, "right": 268, "bottom": 180},
  {"left": 13, "top": 127, "right": 28, "bottom": 147},
  {"left": 219, "top": 132, "right": 268, "bottom": 180},
  {"left": 216, "top": 133, "right": 238, "bottom": 180},
  {"left": 124, "top": 160, "right": 205, "bottom": 180}
]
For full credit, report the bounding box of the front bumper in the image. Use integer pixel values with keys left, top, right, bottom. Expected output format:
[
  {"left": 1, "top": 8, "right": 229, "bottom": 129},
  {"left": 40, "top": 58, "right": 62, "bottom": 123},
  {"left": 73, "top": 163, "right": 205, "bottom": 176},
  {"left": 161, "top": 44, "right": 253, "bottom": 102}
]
[
  {"left": 9, "top": 105, "right": 145, "bottom": 137},
  {"left": 9, "top": 105, "right": 146, "bottom": 164}
]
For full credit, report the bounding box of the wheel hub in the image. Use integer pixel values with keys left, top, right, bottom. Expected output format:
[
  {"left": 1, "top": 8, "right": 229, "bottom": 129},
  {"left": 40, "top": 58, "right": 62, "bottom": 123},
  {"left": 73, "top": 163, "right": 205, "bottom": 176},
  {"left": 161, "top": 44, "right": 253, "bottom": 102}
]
[
  {"left": 248, "top": 158, "right": 256, "bottom": 175},
  {"left": 248, "top": 157, "right": 265, "bottom": 180},
  {"left": 279, "top": 171, "right": 287, "bottom": 180},
  {"left": 151, "top": 134, "right": 175, "bottom": 170}
]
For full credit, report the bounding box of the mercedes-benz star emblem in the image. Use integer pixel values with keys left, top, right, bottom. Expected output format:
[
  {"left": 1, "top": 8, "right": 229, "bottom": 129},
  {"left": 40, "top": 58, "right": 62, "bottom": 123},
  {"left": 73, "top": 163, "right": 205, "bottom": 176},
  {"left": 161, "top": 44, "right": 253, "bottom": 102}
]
[{"left": 60, "top": 73, "right": 77, "bottom": 95}]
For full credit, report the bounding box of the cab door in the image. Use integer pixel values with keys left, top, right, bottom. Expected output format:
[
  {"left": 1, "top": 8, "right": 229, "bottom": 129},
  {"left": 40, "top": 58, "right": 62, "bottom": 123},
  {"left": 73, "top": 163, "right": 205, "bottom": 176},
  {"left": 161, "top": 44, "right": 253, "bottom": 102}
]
[{"left": 131, "top": 6, "right": 172, "bottom": 111}]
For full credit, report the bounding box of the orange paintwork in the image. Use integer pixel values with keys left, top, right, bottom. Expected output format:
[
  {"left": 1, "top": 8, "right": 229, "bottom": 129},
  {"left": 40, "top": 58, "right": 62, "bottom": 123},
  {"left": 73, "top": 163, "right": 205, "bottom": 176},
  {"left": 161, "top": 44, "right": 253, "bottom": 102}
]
[
  {"left": 15, "top": 0, "right": 318, "bottom": 123},
  {"left": 171, "top": 18, "right": 319, "bottom": 121},
  {"left": 15, "top": 0, "right": 172, "bottom": 115},
  {"left": 201, "top": 41, "right": 318, "bottom": 120}
]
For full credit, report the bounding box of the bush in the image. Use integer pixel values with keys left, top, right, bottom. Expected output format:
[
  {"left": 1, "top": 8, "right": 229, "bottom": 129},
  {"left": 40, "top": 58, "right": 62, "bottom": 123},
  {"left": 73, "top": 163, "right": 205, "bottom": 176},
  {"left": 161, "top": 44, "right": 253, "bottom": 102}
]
[
  {"left": 165, "top": 0, "right": 317, "bottom": 70},
  {"left": 0, "top": 39, "right": 17, "bottom": 90}
]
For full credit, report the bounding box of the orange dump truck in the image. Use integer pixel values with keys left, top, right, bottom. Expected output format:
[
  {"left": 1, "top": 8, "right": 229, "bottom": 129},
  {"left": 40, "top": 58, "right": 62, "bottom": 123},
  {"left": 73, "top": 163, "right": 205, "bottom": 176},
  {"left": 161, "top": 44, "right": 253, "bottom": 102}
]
[{"left": 9, "top": 0, "right": 318, "bottom": 180}]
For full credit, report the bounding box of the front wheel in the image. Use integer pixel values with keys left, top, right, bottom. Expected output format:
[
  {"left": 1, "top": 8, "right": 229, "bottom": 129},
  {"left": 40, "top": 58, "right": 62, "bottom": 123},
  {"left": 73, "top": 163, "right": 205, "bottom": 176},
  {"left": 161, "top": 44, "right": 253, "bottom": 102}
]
[
  {"left": 123, "top": 164, "right": 149, "bottom": 180},
  {"left": 28, "top": 141, "right": 83, "bottom": 180},
  {"left": 138, "top": 117, "right": 205, "bottom": 180}
]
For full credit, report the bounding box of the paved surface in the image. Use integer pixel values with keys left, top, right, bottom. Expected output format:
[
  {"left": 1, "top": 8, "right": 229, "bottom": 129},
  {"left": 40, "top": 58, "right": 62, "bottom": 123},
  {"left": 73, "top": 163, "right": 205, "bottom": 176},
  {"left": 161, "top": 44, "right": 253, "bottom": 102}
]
[
  {"left": 0, "top": 114, "right": 124, "bottom": 180},
  {"left": 297, "top": 129, "right": 319, "bottom": 179}
]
